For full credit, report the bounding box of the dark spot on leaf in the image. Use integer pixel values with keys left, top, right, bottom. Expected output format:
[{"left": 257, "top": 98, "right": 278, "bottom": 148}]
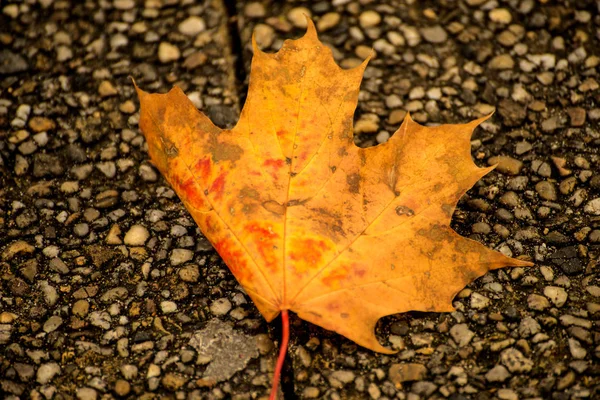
[
  {"left": 340, "top": 313, "right": 349, "bottom": 319},
  {"left": 160, "top": 136, "right": 179, "bottom": 158},
  {"left": 262, "top": 200, "right": 286, "bottom": 215},
  {"left": 442, "top": 204, "right": 454, "bottom": 218},
  {"left": 287, "top": 198, "right": 309, "bottom": 207},
  {"left": 211, "top": 142, "right": 244, "bottom": 163},
  {"left": 346, "top": 173, "right": 360, "bottom": 194},
  {"left": 240, "top": 186, "right": 260, "bottom": 200},
  {"left": 395, "top": 206, "right": 415, "bottom": 216}
]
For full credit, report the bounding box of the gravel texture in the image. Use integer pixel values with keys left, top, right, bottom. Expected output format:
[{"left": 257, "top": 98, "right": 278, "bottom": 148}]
[{"left": 1, "top": 0, "right": 600, "bottom": 399}]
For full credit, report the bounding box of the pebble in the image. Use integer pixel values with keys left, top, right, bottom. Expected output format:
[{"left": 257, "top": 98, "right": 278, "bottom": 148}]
[
  {"left": 470, "top": 292, "right": 491, "bottom": 309},
  {"left": 178, "top": 16, "right": 206, "bottom": 36},
  {"left": 317, "top": 13, "right": 340, "bottom": 31},
  {"left": 98, "top": 81, "right": 118, "bottom": 97},
  {"left": 37, "top": 362, "right": 61, "bottom": 384},
  {"left": 544, "top": 286, "right": 568, "bottom": 307},
  {"left": 178, "top": 264, "right": 200, "bottom": 282},
  {"left": 389, "top": 363, "right": 427, "bottom": 383},
  {"left": 253, "top": 24, "right": 274, "bottom": 48},
  {"left": 72, "top": 300, "right": 89, "bottom": 317},
  {"left": 488, "top": 54, "right": 515, "bottom": 70},
  {"left": 489, "top": 8, "right": 512, "bottom": 24},
  {"left": 568, "top": 338, "right": 587, "bottom": 359},
  {"left": 328, "top": 370, "right": 355, "bottom": 388},
  {"left": 170, "top": 248, "right": 194, "bottom": 265},
  {"left": 113, "top": 379, "right": 130, "bottom": 396},
  {"left": 535, "top": 181, "right": 557, "bottom": 201},
  {"left": 500, "top": 348, "right": 533, "bottom": 373},
  {"left": 210, "top": 298, "right": 232, "bottom": 316},
  {"left": 287, "top": 7, "right": 311, "bottom": 28},
  {"left": 89, "top": 311, "right": 111, "bottom": 330},
  {"left": 488, "top": 156, "right": 523, "bottom": 175},
  {"left": 359, "top": 10, "right": 381, "bottom": 29},
  {"left": 485, "top": 365, "right": 511, "bottom": 382},
  {"left": 158, "top": 42, "right": 180, "bottom": 63},
  {"left": 160, "top": 301, "right": 177, "bottom": 314},
  {"left": 123, "top": 225, "right": 150, "bottom": 246},
  {"left": 120, "top": 365, "right": 138, "bottom": 380},
  {"left": 420, "top": 25, "right": 447, "bottom": 43},
  {"left": 450, "top": 323, "right": 475, "bottom": 347},
  {"left": 584, "top": 198, "right": 600, "bottom": 215},
  {"left": 43, "top": 316, "right": 63, "bottom": 333},
  {"left": 76, "top": 387, "right": 97, "bottom": 400}
]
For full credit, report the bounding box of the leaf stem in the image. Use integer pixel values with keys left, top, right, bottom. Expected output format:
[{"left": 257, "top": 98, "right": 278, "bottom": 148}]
[{"left": 269, "top": 310, "right": 289, "bottom": 400}]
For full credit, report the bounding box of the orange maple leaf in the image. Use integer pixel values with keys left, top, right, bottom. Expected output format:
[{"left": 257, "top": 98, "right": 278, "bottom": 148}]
[{"left": 135, "top": 19, "right": 533, "bottom": 398}]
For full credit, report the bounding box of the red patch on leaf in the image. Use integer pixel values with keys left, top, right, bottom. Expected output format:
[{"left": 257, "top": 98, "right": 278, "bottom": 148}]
[
  {"left": 214, "top": 237, "right": 249, "bottom": 280},
  {"left": 209, "top": 173, "right": 226, "bottom": 200},
  {"left": 245, "top": 221, "right": 280, "bottom": 272},
  {"left": 195, "top": 158, "right": 211, "bottom": 180}
]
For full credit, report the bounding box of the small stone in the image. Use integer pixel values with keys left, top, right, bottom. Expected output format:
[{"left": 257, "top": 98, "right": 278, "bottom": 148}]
[
  {"left": 76, "top": 387, "right": 97, "bottom": 400},
  {"left": 497, "top": 389, "right": 518, "bottom": 400},
  {"left": 567, "top": 108, "right": 586, "bottom": 126},
  {"left": 528, "top": 294, "right": 550, "bottom": 310},
  {"left": 162, "top": 373, "right": 187, "bottom": 391},
  {"left": 420, "top": 25, "right": 447, "bottom": 43},
  {"left": 37, "top": 362, "right": 61, "bottom": 384},
  {"left": 287, "top": 7, "right": 311, "bottom": 28},
  {"left": 29, "top": 117, "right": 55, "bottom": 132},
  {"left": 123, "top": 225, "right": 150, "bottom": 246},
  {"left": 303, "top": 387, "right": 320, "bottom": 398},
  {"left": 171, "top": 249, "right": 194, "bottom": 266},
  {"left": 183, "top": 52, "right": 207, "bottom": 69},
  {"left": 488, "top": 54, "right": 514, "bottom": 70},
  {"left": 120, "top": 365, "right": 138, "bottom": 380},
  {"left": 317, "top": 13, "right": 340, "bottom": 32},
  {"left": 253, "top": 24, "right": 275, "bottom": 48},
  {"left": 359, "top": 10, "right": 381, "bottom": 28},
  {"left": 244, "top": 2, "right": 265, "bottom": 18},
  {"left": 354, "top": 114, "right": 379, "bottom": 134},
  {"left": 210, "top": 298, "right": 232, "bottom": 316},
  {"left": 43, "top": 316, "right": 63, "bottom": 333},
  {"left": 389, "top": 363, "right": 428, "bottom": 383},
  {"left": 114, "top": 379, "right": 130, "bottom": 396},
  {"left": 98, "top": 81, "right": 118, "bottom": 97},
  {"left": 179, "top": 264, "right": 200, "bottom": 282},
  {"left": 584, "top": 198, "right": 600, "bottom": 215},
  {"left": 328, "top": 370, "right": 355, "bottom": 388},
  {"left": 544, "top": 286, "right": 568, "bottom": 307},
  {"left": 586, "top": 286, "right": 600, "bottom": 297},
  {"left": 500, "top": 348, "right": 533, "bottom": 373},
  {"left": 515, "top": 141, "right": 532, "bottom": 155},
  {"left": 56, "top": 45, "right": 73, "bottom": 62},
  {"left": 158, "top": 42, "right": 180, "bottom": 63},
  {"left": 568, "top": 338, "right": 587, "bottom": 359},
  {"left": 489, "top": 8, "right": 512, "bottom": 24},
  {"left": 160, "top": 301, "right": 177, "bottom": 314},
  {"left": 549, "top": 246, "right": 584, "bottom": 275},
  {"left": 119, "top": 100, "right": 136, "bottom": 114},
  {"left": 535, "top": 181, "right": 557, "bottom": 201},
  {"left": 114, "top": 0, "right": 134, "bottom": 10},
  {"left": 178, "top": 16, "right": 205, "bottom": 36},
  {"left": 72, "top": 300, "right": 90, "bottom": 317},
  {"left": 488, "top": 156, "right": 523, "bottom": 175},
  {"left": 471, "top": 292, "right": 491, "bottom": 309},
  {"left": 147, "top": 364, "right": 161, "bottom": 379},
  {"left": 450, "top": 323, "right": 475, "bottom": 347},
  {"left": 89, "top": 311, "right": 111, "bottom": 330},
  {"left": 485, "top": 365, "right": 511, "bottom": 382}
]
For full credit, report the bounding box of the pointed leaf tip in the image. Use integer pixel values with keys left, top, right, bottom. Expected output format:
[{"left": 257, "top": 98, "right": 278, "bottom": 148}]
[{"left": 303, "top": 15, "right": 317, "bottom": 39}]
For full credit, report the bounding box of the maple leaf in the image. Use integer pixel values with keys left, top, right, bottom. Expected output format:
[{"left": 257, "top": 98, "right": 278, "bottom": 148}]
[{"left": 135, "top": 19, "right": 533, "bottom": 397}]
